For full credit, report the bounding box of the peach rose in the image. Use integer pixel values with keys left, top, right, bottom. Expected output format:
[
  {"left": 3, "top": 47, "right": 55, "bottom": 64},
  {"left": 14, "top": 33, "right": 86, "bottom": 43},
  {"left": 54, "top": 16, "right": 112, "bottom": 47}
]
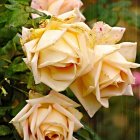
[
  {"left": 31, "top": 0, "right": 83, "bottom": 16},
  {"left": 10, "top": 90, "right": 83, "bottom": 140},
  {"left": 21, "top": 18, "right": 94, "bottom": 91},
  {"left": 70, "top": 22, "right": 140, "bottom": 117}
]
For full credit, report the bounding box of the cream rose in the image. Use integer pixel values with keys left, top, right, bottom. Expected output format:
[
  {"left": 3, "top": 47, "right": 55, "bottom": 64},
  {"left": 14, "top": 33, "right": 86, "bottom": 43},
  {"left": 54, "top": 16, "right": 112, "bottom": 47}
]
[
  {"left": 31, "top": 0, "right": 83, "bottom": 16},
  {"left": 70, "top": 22, "right": 140, "bottom": 117},
  {"left": 10, "top": 90, "right": 83, "bottom": 140},
  {"left": 22, "top": 18, "right": 94, "bottom": 91}
]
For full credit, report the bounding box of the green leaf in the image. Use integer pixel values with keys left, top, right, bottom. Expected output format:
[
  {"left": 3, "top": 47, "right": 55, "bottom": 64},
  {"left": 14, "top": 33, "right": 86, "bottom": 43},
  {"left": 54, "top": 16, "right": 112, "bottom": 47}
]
[
  {"left": 74, "top": 124, "right": 101, "bottom": 140},
  {"left": 27, "top": 73, "right": 50, "bottom": 95},
  {"left": 0, "top": 107, "right": 11, "bottom": 117},
  {"left": 0, "top": 6, "right": 12, "bottom": 24},
  {"left": 6, "top": 9, "right": 29, "bottom": 28},
  {"left": 83, "top": 4, "right": 98, "bottom": 21},
  {"left": 0, "top": 125, "right": 12, "bottom": 136},
  {"left": 98, "top": 0, "right": 109, "bottom": 4},
  {"left": 8, "top": 0, "right": 29, "bottom": 6},
  {"left": 99, "top": 10, "right": 118, "bottom": 26},
  {"left": 11, "top": 101, "right": 26, "bottom": 116},
  {"left": 0, "top": 0, "right": 7, "bottom": 4},
  {"left": 109, "top": 1, "right": 132, "bottom": 9}
]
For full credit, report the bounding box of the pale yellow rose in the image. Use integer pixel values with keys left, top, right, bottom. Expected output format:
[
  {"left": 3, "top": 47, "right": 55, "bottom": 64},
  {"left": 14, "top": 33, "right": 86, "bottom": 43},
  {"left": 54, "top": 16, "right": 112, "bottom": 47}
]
[
  {"left": 22, "top": 18, "right": 94, "bottom": 91},
  {"left": 31, "top": 0, "right": 83, "bottom": 16},
  {"left": 70, "top": 22, "right": 140, "bottom": 117},
  {"left": 10, "top": 90, "right": 83, "bottom": 140}
]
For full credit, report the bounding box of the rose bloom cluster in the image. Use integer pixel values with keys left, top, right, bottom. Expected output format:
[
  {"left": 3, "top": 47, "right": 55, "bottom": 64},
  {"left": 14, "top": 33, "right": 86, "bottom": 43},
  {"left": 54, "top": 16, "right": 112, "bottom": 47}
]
[{"left": 11, "top": 0, "right": 140, "bottom": 140}]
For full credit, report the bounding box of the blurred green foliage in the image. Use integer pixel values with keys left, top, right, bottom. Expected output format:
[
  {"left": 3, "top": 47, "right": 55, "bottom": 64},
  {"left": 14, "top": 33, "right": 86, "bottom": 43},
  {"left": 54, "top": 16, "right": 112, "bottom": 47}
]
[
  {"left": 92, "top": 96, "right": 140, "bottom": 140},
  {"left": 82, "top": 0, "right": 140, "bottom": 28}
]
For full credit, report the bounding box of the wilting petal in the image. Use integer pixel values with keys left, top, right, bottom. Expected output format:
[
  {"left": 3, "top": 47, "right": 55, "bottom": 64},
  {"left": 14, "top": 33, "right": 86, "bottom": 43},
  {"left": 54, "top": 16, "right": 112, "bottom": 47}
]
[{"left": 92, "top": 21, "right": 125, "bottom": 45}]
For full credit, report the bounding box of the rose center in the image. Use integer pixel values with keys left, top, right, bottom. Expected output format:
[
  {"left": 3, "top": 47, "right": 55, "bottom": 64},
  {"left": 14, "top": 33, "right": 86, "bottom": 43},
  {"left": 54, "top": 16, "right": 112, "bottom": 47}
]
[{"left": 45, "top": 134, "right": 59, "bottom": 140}]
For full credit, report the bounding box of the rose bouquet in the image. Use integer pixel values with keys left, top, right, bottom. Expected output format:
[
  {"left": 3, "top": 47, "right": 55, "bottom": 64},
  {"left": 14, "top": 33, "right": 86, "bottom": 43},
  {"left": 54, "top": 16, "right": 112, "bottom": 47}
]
[{"left": 0, "top": 0, "right": 139, "bottom": 140}]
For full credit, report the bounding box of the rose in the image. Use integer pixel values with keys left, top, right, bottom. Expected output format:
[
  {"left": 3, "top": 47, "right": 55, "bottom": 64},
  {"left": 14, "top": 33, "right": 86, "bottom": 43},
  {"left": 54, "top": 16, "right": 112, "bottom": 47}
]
[
  {"left": 10, "top": 90, "right": 83, "bottom": 140},
  {"left": 31, "top": 0, "right": 83, "bottom": 16},
  {"left": 22, "top": 18, "right": 94, "bottom": 91},
  {"left": 70, "top": 22, "right": 140, "bottom": 117}
]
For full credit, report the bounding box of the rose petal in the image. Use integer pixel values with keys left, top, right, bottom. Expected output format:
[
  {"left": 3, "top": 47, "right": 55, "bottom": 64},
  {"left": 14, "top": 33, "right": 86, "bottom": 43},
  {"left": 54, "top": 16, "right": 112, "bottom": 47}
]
[
  {"left": 48, "top": 0, "right": 64, "bottom": 15},
  {"left": 94, "top": 84, "right": 109, "bottom": 108},
  {"left": 38, "top": 49, "right": 67, "bottom": 68},
  {"left": 123, "top": 85, "right": 133, "bottom": 96},
  {"left": 100, "top": 83, "right": 127, "bottom": 98},
  {"left": 53, "top": 104, "right": 83, "bottom": 130},
  {"left": 18, "top": 104, "right": 40, "bottom": 121},
  {"left": 37, "top": 128, "right": 45, "bottom": 140},
  {"left": 68, "top": 107, "right": 83, "bottom": 121},
  {"left": 23, "top": 39, "right": 39, "bottom": 61},
  {"left": 40, "top": 67, "right": 74, "bottom": 91},
  {"left": 70, "top": 80, "right": 101, "bottom": 117},
  {"left": 67, "top": 119, "right": 74, "bottom": 140},
  {"left": 104, "top": 52, "right": 140, "bottom": 69},
  {"left": 10, "top": 104, "right": 30, "bottom": 122},
  {"left": 119, "top": 42, "right": 137, "bottom": 62},
  {"left": 35, "top": 29, "right": 66, "bottom": 51},
  {"left": 31, "top": 52, "right": 41, "bottom": 84},
  {"left": 58, "top": 8, "right": 85, "bottom": 23},
  {"left": 92, "top": 21, "right": 125, "bottom": 45},
  {"left": 27, "top": 90, "right": 80, "bottom": 107},
  {"left": 36, "top": 106, "right": 52, "bottom": 127},
  {"left": 22, "top": 27, "right": 31, "bottom": 43},
  {"left": 22, "top": 120, "right": 30, "bottom": 140},
  {"left": 29, "top": 108, "right": 38, "bottom": 139}
]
